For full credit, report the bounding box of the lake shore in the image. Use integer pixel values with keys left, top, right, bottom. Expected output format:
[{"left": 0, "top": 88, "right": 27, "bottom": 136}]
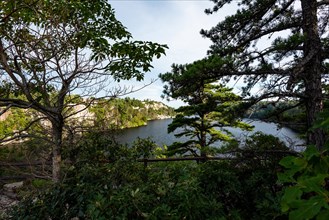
[{"left": 116, "top": 118, "right": 305, "bottom": 148}]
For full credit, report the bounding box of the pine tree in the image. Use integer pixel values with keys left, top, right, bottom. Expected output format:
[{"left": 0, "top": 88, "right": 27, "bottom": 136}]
[
  {"left": 160, "top": 62, "right": 252, "bottom": 157},
  {"left": 198, "top": 0, "right": 329, "bottom": 149}
]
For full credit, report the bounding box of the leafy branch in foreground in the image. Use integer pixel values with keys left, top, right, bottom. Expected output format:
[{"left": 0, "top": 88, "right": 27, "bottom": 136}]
[
  {"left": 0, "top": 0, "right": 167, "bottom": 182},
  {"left": 278, "top": 112, "right": 329, "bottom": 220}
]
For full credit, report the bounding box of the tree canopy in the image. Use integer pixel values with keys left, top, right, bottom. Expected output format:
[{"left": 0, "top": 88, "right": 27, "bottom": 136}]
[
  {"left": 191, "top": 0, "right": 329, "bottom": 149},
  {"left": 0, "top": 0, "right": 167, "bottom": 181},
  {"left": 160, "top": 61, "right": 252, "bottom": 157}
]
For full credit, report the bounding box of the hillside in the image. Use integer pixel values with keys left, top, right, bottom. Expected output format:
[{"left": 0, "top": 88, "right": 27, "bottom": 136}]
[
  {"left": 0, "top": 98, "right": 175, "bottom": 138},
  {"left": 89, "top": 98, "right": 176, "bottom": 129}
]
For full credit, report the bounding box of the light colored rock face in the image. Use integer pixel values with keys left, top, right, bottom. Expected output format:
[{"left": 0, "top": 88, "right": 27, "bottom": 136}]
[
  {"left": 143, "top": 102, "right": 167, "bottom": 110},
  {"left": 0, "top": 195, "right": 17, "bottom": 207},
  {"left": 1, "top": 181, "right": 23, "bottom": 217},
  {"left": 3, "top": 181, "right": 24, "bottom": 192},
  {"left": 0, "top": 195, "right": 18, "bottom": 219},
  {"left": 67, "top": 104, "right": 95, "bottom": 122},
  {"left": 0, "top": 110, "right": 11, "bottom": 121}
]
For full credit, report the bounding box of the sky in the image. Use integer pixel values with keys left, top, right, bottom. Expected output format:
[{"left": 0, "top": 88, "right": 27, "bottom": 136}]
[{"left": 108, "top": 0, "right": 233, "bottom": 108}]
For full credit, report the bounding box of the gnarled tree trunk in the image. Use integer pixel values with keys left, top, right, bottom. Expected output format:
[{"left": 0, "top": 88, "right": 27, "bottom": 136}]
[{"left": 301, "top": 0, "right": 326, "bottom": 150}]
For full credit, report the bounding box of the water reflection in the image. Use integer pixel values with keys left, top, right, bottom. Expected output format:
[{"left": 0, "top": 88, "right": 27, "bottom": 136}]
[{"left": 116, "top": 118, "right": 304, "bottom": 150}]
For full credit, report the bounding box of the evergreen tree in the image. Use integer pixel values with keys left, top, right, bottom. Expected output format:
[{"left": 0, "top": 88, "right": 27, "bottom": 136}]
[
  {"left": 198, "top": 0, "right": 329, "bottom": 149},
  {"left": 160, "top": 62, "right": 252, "bottom": 157}
]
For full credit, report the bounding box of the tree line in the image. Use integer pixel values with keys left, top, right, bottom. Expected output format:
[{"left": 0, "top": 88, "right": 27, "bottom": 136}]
[
  {"left": 1, "top": 0, "right": 329, "bottom": 219},
  {"left": 90, "top": 97, "right": 175, "bottom": 129},
  {"left": 0, "top": 97, "right": 175, "bottom": 139}
]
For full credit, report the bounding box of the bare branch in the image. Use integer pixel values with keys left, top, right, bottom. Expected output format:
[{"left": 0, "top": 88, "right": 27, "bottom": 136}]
[
  {"left": 0, "top": 98, "right": 32, "bottom": 109},
  {"left": 0, "top": 116, "right": 50, "bottom": 144},
  {"left": 318, "top": 0, "right": 329, "bottom": 6},
  {"left": 0, "top": 104, "right": 12, "bottom": 116}
]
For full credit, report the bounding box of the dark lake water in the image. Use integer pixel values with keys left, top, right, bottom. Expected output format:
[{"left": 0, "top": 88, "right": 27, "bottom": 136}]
[{"left": 116, "top": 118, "right": 304, "bottom": 150}]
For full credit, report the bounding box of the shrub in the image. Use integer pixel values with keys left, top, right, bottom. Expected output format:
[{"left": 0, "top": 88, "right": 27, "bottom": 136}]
[
  {"left": 10, "top": 132, "right": 290, "bottom": 219},
  {"left": 279, "top": 146, "right": 329, "bottom": 220}
]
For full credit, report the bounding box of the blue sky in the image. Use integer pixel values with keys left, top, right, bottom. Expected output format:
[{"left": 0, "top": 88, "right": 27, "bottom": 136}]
[{"left": 108, "top": 0, "right": 225, "bottom": 108}]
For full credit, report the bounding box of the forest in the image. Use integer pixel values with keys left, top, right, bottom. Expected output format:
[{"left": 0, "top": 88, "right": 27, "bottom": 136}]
[
  {"left": 0, "top": 0, "right": 329, "bottom": 219},
  {"left": 0, "top": 97, "right": 175, "bottom": 139}
]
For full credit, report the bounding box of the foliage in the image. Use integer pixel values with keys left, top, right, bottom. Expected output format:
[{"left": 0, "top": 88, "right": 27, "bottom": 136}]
[
  {"left": 0, "top": 108, "right": 32, "bottom": 139},
  {"left": 247, "top": 101, "right": 307, "bottom": 133},
  {"left": 131, "top": 137, "right": 167, "bottom": 159},
  {"left": 62, "top": 130, "right": 123, "bottom": 165},
  {"left": 160, "top": 62, "right": 252, "bottom": 157},
  {"left": 0, "top": 140, "right": 50, "bottom": 164},
  {"left": 198, "top": 160, "right": 284, "bottom": 220},
  {"left": 278, "top": 146, "right": 329, "bottom": 220},
  {"left": 228, "top": 132, "right": 294, "bottom": 170},
  {"left": 10, "top": 132, "right": 289, "bottom": 219},
  {"left": 278, "top": 112, "right": 329, "bottom": 220},
  {"left": 186, "top": 0, "right": 329, "bottom": 148},
  {"left": 0, "top": 0, "right": 167, "bottom": 181},
  {"left": 0, "top": 138, "right": 52, "bottom": 183},
  {"left": 90, "top": 97, "right": 175, "bottom": 129}
]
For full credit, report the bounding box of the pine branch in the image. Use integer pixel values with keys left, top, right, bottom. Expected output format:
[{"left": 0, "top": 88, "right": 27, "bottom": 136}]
[{"left": 317, "top": 0, "right": 329, "bottom": 6}]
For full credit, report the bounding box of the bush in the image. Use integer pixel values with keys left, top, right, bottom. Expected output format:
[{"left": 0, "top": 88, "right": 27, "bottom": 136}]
[
  {"left": 10, "top": 132, "right": 290, "bottom": 219},
  {"left": 279, "top": 146, "right": 329, "bottom": 220}
]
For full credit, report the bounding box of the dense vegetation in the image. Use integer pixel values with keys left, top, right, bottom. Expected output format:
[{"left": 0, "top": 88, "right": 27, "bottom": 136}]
[
  {"left": 91, "top": 97, "right": 175, "bottom": 129},
  {"left": 0, "top": 0, "right": 167, "bottom": 182},
  {"left": 1, "top": 0, "right": 329, "bottom": 219},
  {"left": 0, "top": 108, "right": 32, "bottom": 139},
  {"left": 246, "top": 101, "right": 307, "bottom": 133},
  {"left": 3, "top": 128, "right": 329, "bottom": 219},
  {"left": 0, "top": 97, "right": 175, "bottom": 139},
  {"left": 8, "top": 132, "right": 293, "bottom": 219}
]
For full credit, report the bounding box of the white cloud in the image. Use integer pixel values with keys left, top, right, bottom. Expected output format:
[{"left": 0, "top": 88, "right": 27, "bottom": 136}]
[{"left": 108, "top": 1, "right": 224, "bottom": 108}]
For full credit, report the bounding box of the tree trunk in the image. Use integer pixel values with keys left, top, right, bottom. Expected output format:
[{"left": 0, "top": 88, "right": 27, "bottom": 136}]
[
  {"left": 51, "top": 120, "right": 63, "bottom": 183},
  {"left": 200, "top": 134, "right": 207, "bottom": 158},
  {"left": 200, "top": 115, "right": 207, "bottom": 158},
  {"left": 301, "top": 0, "right": 326, "bottom": 150}
]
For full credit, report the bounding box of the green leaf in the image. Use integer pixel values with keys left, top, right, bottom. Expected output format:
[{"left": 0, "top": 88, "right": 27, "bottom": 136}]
[
  {"left": 281, "top": 186, "right": 302, "bottom": 212},
  {"left": 289, "top": 196, "right": 327, "bottom": 220},
  {"left": 317, "top": 210, "right": 329, "bottom": 220},
  {"left": 298, "top": 174, "right": 329, "bottom": 194},
  {"left": 280, "top": 156, "right": 298, "bottom": 168},
  {"left": 303, "top": 146, "right": 320, "bottom": 161},
  {"left": 280, "top": 156, "right": 307, "bottom": 172},
  {"left": 277, "top": 172, "right": 296, "bottom": 183}
]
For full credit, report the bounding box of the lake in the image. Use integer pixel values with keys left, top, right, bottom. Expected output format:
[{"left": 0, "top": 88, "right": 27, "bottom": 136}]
[{"left": 116, "top": 118, "right": 304, "bottom": 150}]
